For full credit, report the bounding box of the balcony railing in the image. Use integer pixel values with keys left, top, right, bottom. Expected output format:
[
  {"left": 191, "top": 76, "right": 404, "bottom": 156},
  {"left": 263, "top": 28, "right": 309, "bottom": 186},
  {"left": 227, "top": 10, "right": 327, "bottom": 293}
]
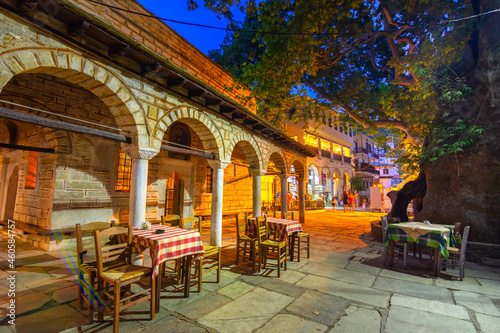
[
  {"left": 343, "top": 156, "right": 351, "bottom": 163},
  {"left": 353, "top": 147, "right": 368, "bottom": 154},
  {"left": 355, "top": 163, "right": 379, "bottom": 175},
  {"left": 321, "top": 149, "right": 330, "bottom": 158},
  {"left": 333, "top": 153, "right": 342, "bottom": 161}
]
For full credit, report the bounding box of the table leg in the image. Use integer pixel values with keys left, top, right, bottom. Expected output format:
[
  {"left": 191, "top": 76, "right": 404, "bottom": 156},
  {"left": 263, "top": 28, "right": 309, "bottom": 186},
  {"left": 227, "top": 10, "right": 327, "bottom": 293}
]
[
  {"left": 389, "top": 240, "right": 394, "bottom": 267},
  {"left": 289, "top": 233, "right": 296, "bottom": 261},
  {"left": 154, "top": 262, "right": 164, "bottom": 313},
  {"left": 184, "top": 255, "right": 192, "bottom": 298},
  {"left": 433, "top": 248, "right": 440, "bottom": 277}
]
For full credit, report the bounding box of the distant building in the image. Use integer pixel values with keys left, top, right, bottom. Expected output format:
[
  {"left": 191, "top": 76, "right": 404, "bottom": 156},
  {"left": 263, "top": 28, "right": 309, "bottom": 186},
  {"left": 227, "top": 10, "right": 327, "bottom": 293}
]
[{"left": 283, "top": 117, "right": 354, "bottom": 207}]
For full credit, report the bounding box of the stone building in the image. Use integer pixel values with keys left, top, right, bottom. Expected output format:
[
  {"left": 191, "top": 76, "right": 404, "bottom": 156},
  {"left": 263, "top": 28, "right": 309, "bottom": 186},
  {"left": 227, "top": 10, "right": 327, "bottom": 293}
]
[
  {"left": 0, "top": 0, "right": 316, "bottom": 250},
  {"left": 284, "top": 119, "right": 354, "bottom": 206}
]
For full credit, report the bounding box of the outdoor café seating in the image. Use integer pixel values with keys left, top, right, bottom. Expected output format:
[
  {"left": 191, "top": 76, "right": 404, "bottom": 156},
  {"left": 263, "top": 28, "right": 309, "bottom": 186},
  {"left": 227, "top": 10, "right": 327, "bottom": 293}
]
[
  {"left": 440, "top": 225, "right": 470, "bottom": 280},
  {"left": 93, "top": 225, "right": 155, "bottom": 333},
  {"left": 180, "top": 216, "right": 221, "bottom": 292},
  {"left": 282, "top": 212, "right": 310, "bottom": 262},
  {"left": 75, "top": 222, "right": 115, "bottom": 323},
  {"left": 255, "top": 215, "right": 288, "bottom": 277},
  {"left": 235, "top": 213, "right": 258, "bottom": 267}
]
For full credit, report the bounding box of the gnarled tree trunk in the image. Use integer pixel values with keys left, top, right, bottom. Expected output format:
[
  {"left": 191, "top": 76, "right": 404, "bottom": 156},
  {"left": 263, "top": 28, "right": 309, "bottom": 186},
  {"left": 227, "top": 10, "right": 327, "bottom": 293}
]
[{"left": 398, "top": 0, "right": 500, "bottom": 244}]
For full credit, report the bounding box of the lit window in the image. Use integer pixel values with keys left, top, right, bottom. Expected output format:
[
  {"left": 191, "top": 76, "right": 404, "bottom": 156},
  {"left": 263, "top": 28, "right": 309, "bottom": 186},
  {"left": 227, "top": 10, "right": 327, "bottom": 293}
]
[
  {"left": 320, "top": 139, "right": 330, "bottom": 151},
  {"left": 343, "top": 147, "right": 351, "bottom": 157},
  {"left": 303, "top": 133, "right": 318, "bottom": 147},
  {"left": 115, "top": 151, "right": 132, "bottom": 192},
  {"left": 332, "top": 144, "right": 341, "bottom": 154},
  {"left": 25, "top": 151, "right": 38, "bottom": 189},
  {"left": 206, "top": 167, "right": 213, "bottom": 193}
]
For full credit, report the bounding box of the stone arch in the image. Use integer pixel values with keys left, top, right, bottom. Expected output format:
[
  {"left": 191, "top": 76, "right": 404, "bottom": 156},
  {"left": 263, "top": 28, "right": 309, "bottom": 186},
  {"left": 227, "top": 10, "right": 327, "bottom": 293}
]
[
  {"left": 227, "top": 132, "right": 262, "bottom": 169},
  {"left": 0, "top": 48, "right": 147, "bottom": 147},
  {"left": 264, "top": 148, "right": 288, "bottom": 173},
  {"left": 153, "top": 105, "right": 224, "bottom": 160},
  {"left": 290, "top": 159, "right": 306, "bottom": 177}
]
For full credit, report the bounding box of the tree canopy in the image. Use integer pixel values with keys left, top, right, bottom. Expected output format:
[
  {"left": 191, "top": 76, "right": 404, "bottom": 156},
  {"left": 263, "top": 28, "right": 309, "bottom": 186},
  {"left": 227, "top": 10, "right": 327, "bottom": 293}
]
[{"left": 197, "top": 0, "right": 485, "bottom": 174}]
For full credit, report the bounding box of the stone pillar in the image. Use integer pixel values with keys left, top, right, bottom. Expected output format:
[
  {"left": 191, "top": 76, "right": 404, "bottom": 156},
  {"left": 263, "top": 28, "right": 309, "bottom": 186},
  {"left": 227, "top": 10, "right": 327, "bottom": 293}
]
[
  {"left": 207, "top": 160, "right": 230, "bottom": 247},
  {"left": 123, "top": 147, "right": 158, "bottom": 265},
  {"left": 250, "top": 168, "right": 266, "bottom": 218},
  {"left": 298, "top": 175, "right": 306, "bottom": 223},
  {"left": 123, "top": 147, "right": 158, "bottom": 228},
  {"left": 279, "top": 173, "right": 288, "bottom": 214}
]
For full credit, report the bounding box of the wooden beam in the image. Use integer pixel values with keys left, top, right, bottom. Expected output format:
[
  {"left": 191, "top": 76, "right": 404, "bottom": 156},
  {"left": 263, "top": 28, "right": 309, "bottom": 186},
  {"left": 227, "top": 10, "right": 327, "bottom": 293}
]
[
  {"left": 161, "top": 144, "right": 214, "bottom": 160},
  {"left": 0, "top": 107, "right": 131, "bottom": 143},
  {"left": 0, "top": 143, "right": 55, "bottom": 153},
  {"left": 68, "top": 21, "right": 90, "bottom": 37},
  {"left": 142, "top": 62, "right": 161, "bottom": 74},
  {"left": 17, "top": 0, "right": 39, "bottom": 11},
  {"left": 167, "top": 78, "right": 186, "bottom": 88},
  {"left": 109, "top": 44, "right": 130, "bottom": 58}
]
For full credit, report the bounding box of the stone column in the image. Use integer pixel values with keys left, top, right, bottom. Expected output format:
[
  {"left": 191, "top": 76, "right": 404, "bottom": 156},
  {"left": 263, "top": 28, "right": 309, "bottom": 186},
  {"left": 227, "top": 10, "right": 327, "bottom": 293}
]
[
  {"left": 250, "top": 168, "right": 266, "bottom": 218},
  {"left": 207, "top": 160, "right": 230, "bottom": 247},
  {"left": 123, "top": 147, "right": 158, "bottom": 265},
  {"left": 279, "top": 173, "right": 288, "bottom": 214},
  {"left": 298, "top": 175, "right": 306, "bottom": 223},
  {"left": 123, "top": 147, "right": 158, "bottom": 228}
]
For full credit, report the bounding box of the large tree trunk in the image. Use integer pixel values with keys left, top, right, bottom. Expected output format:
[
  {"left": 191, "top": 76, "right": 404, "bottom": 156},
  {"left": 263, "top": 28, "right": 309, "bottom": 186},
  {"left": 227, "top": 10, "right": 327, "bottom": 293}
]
[
  {"left": 415, "top": 0, "right": 500, "bottom": 244},
  {"left": 388, "top": 171, "right": 426, "bottom": 222}
]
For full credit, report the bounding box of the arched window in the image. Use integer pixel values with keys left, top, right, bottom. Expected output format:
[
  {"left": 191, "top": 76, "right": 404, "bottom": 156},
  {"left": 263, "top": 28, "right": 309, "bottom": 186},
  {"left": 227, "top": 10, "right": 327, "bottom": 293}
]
[{"left": 168, "top": 122, "right": 191, "bottom": 160}]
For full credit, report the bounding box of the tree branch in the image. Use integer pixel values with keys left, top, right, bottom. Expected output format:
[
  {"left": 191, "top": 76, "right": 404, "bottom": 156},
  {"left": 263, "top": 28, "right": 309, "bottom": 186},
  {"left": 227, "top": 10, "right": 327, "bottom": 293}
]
[{"left": 301, "top": 76, "right": 423, "bottom": 144}]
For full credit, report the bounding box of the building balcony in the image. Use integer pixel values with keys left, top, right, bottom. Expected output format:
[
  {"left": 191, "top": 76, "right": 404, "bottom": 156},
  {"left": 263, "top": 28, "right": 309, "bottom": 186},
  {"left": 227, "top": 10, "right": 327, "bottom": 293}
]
[{"left": 355, "top": 162, "right": 380, "bottom": 175}]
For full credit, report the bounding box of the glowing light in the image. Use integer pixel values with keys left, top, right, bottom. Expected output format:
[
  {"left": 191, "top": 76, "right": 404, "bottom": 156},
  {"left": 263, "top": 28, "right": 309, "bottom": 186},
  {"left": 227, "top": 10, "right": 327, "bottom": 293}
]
[{"left": 304, "top": 133, "right": 318, "bottom": 147}]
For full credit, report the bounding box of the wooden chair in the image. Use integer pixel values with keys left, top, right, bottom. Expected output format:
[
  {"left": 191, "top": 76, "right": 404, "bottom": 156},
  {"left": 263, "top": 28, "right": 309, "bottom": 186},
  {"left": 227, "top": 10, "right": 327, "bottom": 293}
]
[
  {"left": 161, "top": 214, "right": 182, "bottom": 226},
  {"left": 283, "top": 212, "right": 310, "bottom": 262},
  {"left": 381, "top": 216, "right": 407, "bottom": 268},
  {"left": 256, "top": 215, "right": 287, "bottom": 277},
  {"left": 440, "top": 226, "right": 470, "bottom": 280},
  {"left": 181, "top": 216, "right": 221, "bottom": 292},
  {"left": 75, "top": 222, "right": 115, "bottom": 323},
  {"left": 235, "top": 213, "right": 258, "bottom": 268},
  {"left": 93, "top": 226, "right": 155, "bottom": 333}
]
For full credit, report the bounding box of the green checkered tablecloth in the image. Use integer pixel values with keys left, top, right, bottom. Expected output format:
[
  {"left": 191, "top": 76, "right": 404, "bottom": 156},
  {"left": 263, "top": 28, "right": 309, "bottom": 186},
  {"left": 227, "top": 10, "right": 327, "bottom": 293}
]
[{"left": 385, "top": 223, "right": 452, "bottom": 258}]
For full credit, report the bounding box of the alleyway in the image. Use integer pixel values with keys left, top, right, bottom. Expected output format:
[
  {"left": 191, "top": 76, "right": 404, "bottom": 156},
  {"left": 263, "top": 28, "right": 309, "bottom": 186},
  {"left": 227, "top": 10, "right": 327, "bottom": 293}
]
[{"left": 1, "top": 210, "right": 499, "bottom": 332}]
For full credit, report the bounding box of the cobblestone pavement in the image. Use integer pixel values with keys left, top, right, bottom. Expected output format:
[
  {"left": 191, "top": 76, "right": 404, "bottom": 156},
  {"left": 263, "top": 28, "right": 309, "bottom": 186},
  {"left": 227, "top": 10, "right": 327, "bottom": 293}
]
[{"left": 1, "top": 210, "right": 499, "bottom": 332}]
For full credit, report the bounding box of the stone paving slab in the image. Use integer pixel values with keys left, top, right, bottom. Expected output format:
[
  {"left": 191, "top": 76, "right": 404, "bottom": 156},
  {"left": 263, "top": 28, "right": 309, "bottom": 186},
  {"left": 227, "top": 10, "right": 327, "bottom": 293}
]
[
  {"left": 177, "top": 292, "right": 232, "bottom": 320},
  {"left": 299, "top": 262, "right": 376, "bottom": 287},
  {"left": 296, "top": 275, "right": 390, "bottom": 308},
  {"left": 385, "top": 305, "right": 476, "bottom": 333},
  {"left": 390, "top": 293, "right": 470, "bottom": 320},
  {"left": 285, "top": 289, "right": 348, "bottom": 326},
  {"left": 328, "top": 305, "right": 382, "bottom": 333},
  {"left": 255, "top": 313, "right": 328, "bottom": 332},
  {"left": 453, "top": 290, "right": 500, "bottom": 317},
  {"left": 373, "top": 276, "right": 454, "bottom": 303},
  {"left": 197, "top": 287, "right": 294, "bottom": 333},
  {"left": 476, "top": 312, "right": 500, "bottom": 333}
]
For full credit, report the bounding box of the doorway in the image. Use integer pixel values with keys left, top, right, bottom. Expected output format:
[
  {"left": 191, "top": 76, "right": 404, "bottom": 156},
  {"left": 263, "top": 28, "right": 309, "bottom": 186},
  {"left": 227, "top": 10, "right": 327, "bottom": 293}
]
[{"left": 165, "top": 171, "right": 182, "bottom": 216}]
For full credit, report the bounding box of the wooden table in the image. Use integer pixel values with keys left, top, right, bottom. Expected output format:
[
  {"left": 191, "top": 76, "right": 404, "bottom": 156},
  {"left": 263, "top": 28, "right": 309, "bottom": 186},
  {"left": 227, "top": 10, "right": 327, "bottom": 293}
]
[
  {"left": 386, "top": 222, "right": 452, "bottom": 277},
  {"left": 130, "top": 224, "right": 204, "bottom": 312},
  {"left": 247, "top": 217, "right": 303, "bottom": 261}
]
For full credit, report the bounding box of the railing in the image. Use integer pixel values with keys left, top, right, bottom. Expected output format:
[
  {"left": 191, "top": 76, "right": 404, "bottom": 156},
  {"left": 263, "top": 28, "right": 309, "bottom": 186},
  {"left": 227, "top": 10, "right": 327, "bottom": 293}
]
[
  {"left": 333, "top": 153, "right": 342, "bottom": 161},
  {"left": 355, "top": 163, "right": 379, "bottom": 175},
  {"left": 353, "top": 147, "right": 368, "bottom": 154},
  {"left": 343, "top": 156, "right": 351, "bottom": 163},
  {"left": 321, "top": 149, "right": 330, "bottom": 158}
]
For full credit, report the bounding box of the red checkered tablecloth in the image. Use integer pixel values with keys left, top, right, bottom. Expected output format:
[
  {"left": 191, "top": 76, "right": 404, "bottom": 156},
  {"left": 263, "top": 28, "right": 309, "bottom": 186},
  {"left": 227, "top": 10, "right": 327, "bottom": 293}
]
[
  {"left": 129, "top": 224, "right": 204, "bottom": 278},
  {"left": 248, "top": 217, "right": 303, "bottom": 240}
]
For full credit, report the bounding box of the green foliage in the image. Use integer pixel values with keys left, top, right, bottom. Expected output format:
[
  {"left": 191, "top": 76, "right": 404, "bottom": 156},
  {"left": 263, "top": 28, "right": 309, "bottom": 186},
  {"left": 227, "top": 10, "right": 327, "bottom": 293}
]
[
  {"left": 350, "top": 176, "right": 366, "bottom": 193},
  {"left": 195, "top": 0, "right": 481, "bottom": 173}
]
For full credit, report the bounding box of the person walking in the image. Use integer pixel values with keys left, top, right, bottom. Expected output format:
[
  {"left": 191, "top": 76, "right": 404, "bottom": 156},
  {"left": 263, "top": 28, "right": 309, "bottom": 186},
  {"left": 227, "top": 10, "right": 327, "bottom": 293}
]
[
  {"left": 342, "top": 192, "right": 348, "bottom": 213},
  {"left": 348, "top": 192, "right": 355, "bottom": 212}
]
